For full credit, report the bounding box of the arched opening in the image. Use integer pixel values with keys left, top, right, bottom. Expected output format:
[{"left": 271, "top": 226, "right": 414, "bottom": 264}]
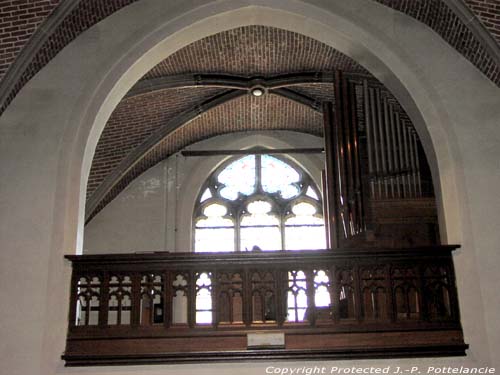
[
  {"left": 74, "top": 21, "right": 462, "bottom": 361},
  {"left": 1, "top": 0, "right": 499, "bottom": 373}
]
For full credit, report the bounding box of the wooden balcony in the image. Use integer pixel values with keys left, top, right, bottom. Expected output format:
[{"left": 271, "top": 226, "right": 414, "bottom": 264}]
[{"left": 62, "top": 246, "right": 468, "bottom": 366}]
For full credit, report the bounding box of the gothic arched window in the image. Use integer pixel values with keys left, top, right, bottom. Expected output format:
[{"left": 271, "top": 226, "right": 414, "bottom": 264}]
[{"left": 194, "top": 154, "right": 326, "bottom": 252}]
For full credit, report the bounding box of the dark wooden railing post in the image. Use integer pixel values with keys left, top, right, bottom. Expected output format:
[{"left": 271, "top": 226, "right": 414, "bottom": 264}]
[
  {"left": 211, "top": 270, "right": 218, "bottom": 328},
  {"left": 188, "top": 270, "right": 196, "bottom": 328},
  {"left": 417, "top": 263, "right": 430, "bottom": 322},
  {"left": 384, "top": 264, "right": 394, "bottom": 323},
  {"left": 306, "top": 268, "right": 316, "bottom": 327},
  {"left": 448, "top": 258, "right": 461, "bottom": 322},
  {"left": 276, "top": 269, "right": 286, "bottom": 327},
  {"left": 67, "top": 272, "right": 79, "bottom": 329},
  {"left": 353, "top": 264, "right": 363, "bottom": 322},
  {"left": 131, "top": 273, "right": 141, "bottom": 327},
  {"left": 98, "top": 272, "right": 109, "bottom": 328},
  {"left": 243, "top": 268, "right": 252, "bottom": 327},
  {"left": 164, "top": 270, "right": 171, "bottom": 329},
  {"left": 330, "top": 264, "right": 340, "bottom": 323}
]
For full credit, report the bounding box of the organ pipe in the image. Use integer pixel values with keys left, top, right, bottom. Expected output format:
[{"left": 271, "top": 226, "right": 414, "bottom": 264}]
[
  {"left": 354, "top": 79, "right": 424, "bottom": 202},
  {"left": 334, "top": 71, "right": 349, "bottom": 239},
  {"left": 412, "top": 131, "right": 422, "bottom": 197},
  {"left": 402, "top": 119, "right": 411, "bottom": 197},
  {"left": 322, "top": 102, "right": 339, "bottom": 248},
  {"left": 395, "top": 113, "right": 407, "bottom": 198},
  {"left": 383, "top": 97, "right": 394, "bottom": 198},
  {"left": 375, "top": 89, "right": 388, "bottom": 198},
  {"left": 408, "top": 126, "right": 417, "bottom": 197},
  {"left": 369, "top": 88, "right": 382, "bottom": 198},
  {"left": 323, "top": 71, "right": 366, "bottom": 246},
  {"left": 363, "top": 80, "right": 376, "bottom": 198},
  {"left": 350, "top": 82, "right": 364, "bottom": 232},
  {"left": 389, "top": 104, "right": 401, "bottom": 198}
]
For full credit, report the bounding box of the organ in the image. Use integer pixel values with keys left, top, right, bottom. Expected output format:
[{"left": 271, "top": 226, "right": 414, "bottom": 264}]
[{"left": 323, "top": 71, "right": 438, "bottom": 249}]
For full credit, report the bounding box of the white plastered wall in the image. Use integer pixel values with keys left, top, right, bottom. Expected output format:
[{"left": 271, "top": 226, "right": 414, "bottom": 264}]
[
  {"left": 0, "top": 0, "right": 499, "bottom": 374},
  {"left": 83, "top": 131, "right": 325, "bottom": 253}
]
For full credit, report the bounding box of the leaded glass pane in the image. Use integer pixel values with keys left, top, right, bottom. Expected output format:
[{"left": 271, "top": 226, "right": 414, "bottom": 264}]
[
  {"left": 195, "top": 228, "right": 234, "bottom": 252},
  {"left": 196, "top": 203, "right": 233, "bottom": 229},
  {"left": 241, "top": 214, "right": 279, "bottom": 226},
  {"left": 241, "top": 201, "right": 279, "bottom": 226},
  {"left": 280, "top": 184, "right": 300, "bottom": 199},
  {"left": 284, "top": 225, "right": 326, "bottom": 250},
  {"left": 203, "top": 203, "right": 227, "bottom": 217},
  {"left": 200, "top": 188, "right": 212, "bottom": 202},
  {"left": 247, "top": 200, "right": 272, "bottom": 214},
  {"left": 196, "top": 216, "right": 233, "bottom": 228},
  {"left": 306, "top": 186, "right": 319, "bottom": 200},
  {"left": 285, "top": 215, "right": 324, "bottom": 226},
  {"left": 261, "top": 155, "right": 300, "bottom": 198},
  {"left": 217, "top": 155, "right": 256, "bottom": 200},
  {"left": 241, "top": 226, "right": 281, "bottom": 251},
  {"left": 292, "top": 202, "right": 316, "bottom": 216}
]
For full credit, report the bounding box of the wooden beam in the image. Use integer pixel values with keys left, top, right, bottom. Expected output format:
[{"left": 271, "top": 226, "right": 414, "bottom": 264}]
[{"left": 181, "top": 148, "right": 324, "bottom": 157}]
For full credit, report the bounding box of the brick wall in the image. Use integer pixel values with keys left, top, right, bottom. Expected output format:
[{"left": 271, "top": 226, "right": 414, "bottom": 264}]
[
  {"left": 1, "top": 0, "right": 500, "bottom": 116},
  {"left": 0, "top": 0, "right": 60, "bottom": 80},
  {"left": 465, "top": 0, "right": 500, "bottom": 44},
  {"left": 88, "top": 92, "right": 324, "bottom": 222},
  {"left": 374, "top": 0, "right": 500, "bottom": 82},
  {"left": 0, "top": 0, "right": 140, "bottom": 115},
  {"left": 87, "top": 87, "right": 223, "bottom": 197},
  {"left": 146, "top": 26, "right": 367, "bottom": 78}
]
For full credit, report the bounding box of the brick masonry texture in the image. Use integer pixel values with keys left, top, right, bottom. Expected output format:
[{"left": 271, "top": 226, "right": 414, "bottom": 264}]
[
  {"left": 0, "top": 2, "right": 498, "bottom": 220},
  {"left": 0, "top": 0, "right": 140, "bottom": 115},
  {"left": 0, "top": 0, "right": 60, "bottom": 80},
  {"left": 86, "top": 79, "right": 415, "bottom": 222},
  {"left": 0, "top": 0, "right": 499, "bottom": 116},
  {"left": 87, "top": 86, "right": 224, "bottom": 198},
  {"left": 87, "top": 93, "right": 324, "bottom": 222},
  {"left": 464, "top": 0, "right": 500, "bottom": 44},
  {"left": 84, "top": 27, "right": 421, "bottom": 220},
  {"left": 373, "top": 0, "right": 500, "bottom": 83},
  {"left": 86, "top": 26, "right": 358, "bottom": 208},
  {"left": 144, "top": 26, "right": 368, "bottom": 78}
]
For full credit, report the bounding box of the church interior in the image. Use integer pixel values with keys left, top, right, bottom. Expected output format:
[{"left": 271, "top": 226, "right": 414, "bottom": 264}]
[{"left": 0, "top": 1, "right": 499, "bottom": 374}]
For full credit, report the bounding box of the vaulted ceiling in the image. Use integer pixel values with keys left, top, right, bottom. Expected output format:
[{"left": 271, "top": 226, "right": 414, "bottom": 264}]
[
  {"left": 1, "top": 0, "right": 499, "bottom": 222},
  {"left": 85, "top": 26, "right": 357, "bottom": 221},
  {"left": 1, "top": 0, "right": 499, "bottom": 116}
]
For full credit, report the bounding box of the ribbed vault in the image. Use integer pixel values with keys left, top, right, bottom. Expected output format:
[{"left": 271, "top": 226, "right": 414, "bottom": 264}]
[{"left": 84, "top": 24, "right": 437, "bottom": 222}]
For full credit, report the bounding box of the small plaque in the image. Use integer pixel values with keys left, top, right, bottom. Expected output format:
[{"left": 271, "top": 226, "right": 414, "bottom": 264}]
[{"left": 247, "top": 332, "right": 285, "bottom": 349}]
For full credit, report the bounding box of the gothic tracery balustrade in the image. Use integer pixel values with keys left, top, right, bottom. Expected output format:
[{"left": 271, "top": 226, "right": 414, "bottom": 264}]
[{"left": 63, "top": 246, "right": 467, "bottom": 365}]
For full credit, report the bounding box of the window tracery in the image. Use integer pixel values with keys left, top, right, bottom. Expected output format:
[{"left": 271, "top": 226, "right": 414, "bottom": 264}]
[{"left": 193, "top": 153, "right": 326, "bottom": 252}]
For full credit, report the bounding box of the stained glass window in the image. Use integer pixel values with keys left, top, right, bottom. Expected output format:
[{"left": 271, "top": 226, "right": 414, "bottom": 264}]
[
  {"left": 218, "top": 155, "right": 256, "bottom": 200},
  {"left": 194, "top": 153, "right": 326, "bottom": 252},
  {"left": 194, "top": 203, "right": 234, "bottom": 252},
  {"left": 285, "top": 202, "right": 326, "bottom": 250},
  {"left": 261, "top": 155, "right": 300, "bottom": 199}
]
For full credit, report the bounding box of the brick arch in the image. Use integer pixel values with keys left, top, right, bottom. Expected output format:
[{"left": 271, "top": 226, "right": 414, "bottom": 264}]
[
  {"left": 0, "top": 2, "right": 498, "bottom": 373},
  {"left": 0, "top": 0, "right": 499, "bottom": 118}
]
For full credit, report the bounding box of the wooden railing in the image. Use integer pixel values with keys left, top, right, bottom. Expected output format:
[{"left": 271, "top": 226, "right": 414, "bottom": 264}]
[{"left": 62, "top": 246, "right": 467, "bottom": 366}]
